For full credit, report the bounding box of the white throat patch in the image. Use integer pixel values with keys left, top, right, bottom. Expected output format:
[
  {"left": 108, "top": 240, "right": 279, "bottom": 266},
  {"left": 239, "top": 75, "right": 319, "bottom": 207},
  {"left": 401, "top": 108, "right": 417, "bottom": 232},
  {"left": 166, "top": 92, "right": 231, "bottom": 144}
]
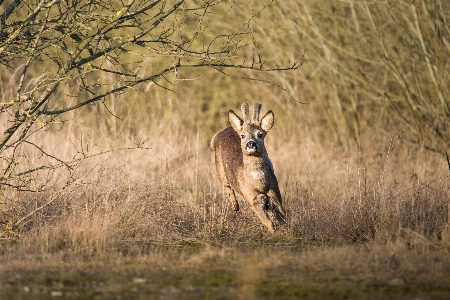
[{"left": 250, "top": 170, "right": 265, "bottom": 180}]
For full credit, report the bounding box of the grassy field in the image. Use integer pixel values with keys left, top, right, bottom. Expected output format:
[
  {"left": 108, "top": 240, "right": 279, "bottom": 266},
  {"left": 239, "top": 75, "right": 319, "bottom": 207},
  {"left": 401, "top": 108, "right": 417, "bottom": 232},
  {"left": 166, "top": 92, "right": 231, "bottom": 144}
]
[{"left": 1, "top": 0, "right": 450, "bottom": 299}]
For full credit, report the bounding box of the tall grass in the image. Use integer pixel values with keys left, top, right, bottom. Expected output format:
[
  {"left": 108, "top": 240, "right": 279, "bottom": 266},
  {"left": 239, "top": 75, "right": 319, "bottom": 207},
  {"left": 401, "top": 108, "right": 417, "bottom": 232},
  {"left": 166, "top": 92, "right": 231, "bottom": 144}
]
[
  {"left": 1, "top": 94, "right": 448, "bottom": 257},
  {"left": 1, "top": 0, "right": 449, "bottom": 259}
]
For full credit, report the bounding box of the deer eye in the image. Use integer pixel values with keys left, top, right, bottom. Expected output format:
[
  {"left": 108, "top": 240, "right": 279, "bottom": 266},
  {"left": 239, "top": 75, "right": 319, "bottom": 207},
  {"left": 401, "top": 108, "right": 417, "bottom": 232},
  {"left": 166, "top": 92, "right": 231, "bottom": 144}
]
[{"left": 257, "top": 133, "right": 263, "bottom": 138}]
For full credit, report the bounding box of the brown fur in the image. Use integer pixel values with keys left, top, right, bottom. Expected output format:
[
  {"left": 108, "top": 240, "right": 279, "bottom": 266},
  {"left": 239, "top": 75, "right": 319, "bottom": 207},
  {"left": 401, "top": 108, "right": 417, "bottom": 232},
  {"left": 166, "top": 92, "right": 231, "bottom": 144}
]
[{"left": 211, "top": 102, "right": 286, "bottom": 234}]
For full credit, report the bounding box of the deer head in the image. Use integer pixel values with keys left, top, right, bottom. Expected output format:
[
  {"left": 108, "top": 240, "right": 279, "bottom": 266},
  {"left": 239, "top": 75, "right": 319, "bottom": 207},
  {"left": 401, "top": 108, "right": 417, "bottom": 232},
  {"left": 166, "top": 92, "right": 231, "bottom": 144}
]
[{"left": 228, "top": 102, "right": 274, "bottom": 157}]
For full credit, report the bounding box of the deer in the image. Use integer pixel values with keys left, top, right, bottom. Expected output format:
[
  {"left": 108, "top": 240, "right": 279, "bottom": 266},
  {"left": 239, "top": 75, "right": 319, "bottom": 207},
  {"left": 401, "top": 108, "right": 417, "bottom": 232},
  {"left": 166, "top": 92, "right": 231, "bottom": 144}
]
[{"left": 210, "top": 102, "right": 286, "bottom": 234}]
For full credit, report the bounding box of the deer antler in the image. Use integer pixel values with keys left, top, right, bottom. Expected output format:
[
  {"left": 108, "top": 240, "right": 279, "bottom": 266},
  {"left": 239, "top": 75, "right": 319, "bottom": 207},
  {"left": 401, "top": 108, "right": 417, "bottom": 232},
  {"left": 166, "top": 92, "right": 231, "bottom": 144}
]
[
  {"left": 241, "top": 102, "right": 251, "bottom": 124},
  {"left": 252, "top": 102, "right": 262, "bottom": 125}
]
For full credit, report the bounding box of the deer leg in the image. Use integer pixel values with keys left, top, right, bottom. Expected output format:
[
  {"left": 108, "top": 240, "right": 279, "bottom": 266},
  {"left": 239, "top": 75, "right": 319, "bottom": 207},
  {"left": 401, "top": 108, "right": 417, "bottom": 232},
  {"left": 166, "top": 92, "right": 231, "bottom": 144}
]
[
  {"left": 250, "top": 194, "right": 274, "bottom": 234},
  {"left": 267, "top": 189, "right": 286, "bottom": 222},
  {"left": 229, "top": 188, "right": 239, "bottom": 212}
]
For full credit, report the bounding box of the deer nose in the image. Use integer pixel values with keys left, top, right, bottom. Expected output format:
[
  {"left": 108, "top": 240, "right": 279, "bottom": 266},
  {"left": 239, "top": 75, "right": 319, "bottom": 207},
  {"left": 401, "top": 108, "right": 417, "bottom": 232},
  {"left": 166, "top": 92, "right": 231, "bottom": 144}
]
[{"left": 246, "top": 141, "right": 257, "bottom": 149}]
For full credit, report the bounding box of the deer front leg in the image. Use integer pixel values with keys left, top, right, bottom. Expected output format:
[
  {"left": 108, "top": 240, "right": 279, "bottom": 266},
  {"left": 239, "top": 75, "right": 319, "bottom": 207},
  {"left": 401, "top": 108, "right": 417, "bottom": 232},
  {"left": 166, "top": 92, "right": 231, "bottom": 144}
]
[
  {"left": 229, "top": 188, "right": 239, "bottom": 212},
  {"left": 267, "top": 189, "right": 286, "bottom": 222},
  {"left": 249, "top": 194, "right": 274, "bottom": 234}
]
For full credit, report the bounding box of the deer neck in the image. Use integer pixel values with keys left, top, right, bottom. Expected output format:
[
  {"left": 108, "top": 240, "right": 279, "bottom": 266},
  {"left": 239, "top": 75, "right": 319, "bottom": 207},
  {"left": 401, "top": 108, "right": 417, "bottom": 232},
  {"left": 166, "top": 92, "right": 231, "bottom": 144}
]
[{"left": 242, "top": 154, "right": 270, "bottom": 191}]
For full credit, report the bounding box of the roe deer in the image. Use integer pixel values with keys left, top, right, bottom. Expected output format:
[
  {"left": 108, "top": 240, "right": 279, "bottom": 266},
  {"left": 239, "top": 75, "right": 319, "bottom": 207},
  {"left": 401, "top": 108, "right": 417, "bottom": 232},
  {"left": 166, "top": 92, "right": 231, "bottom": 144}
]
[{"left": 210, "top": 102, "right": 286, "bottom": 234}]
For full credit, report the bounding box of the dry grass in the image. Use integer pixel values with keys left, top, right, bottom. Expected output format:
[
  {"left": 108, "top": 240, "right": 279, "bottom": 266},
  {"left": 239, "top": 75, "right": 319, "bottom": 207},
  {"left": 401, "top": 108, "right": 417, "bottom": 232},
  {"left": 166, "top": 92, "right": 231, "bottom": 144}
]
[
  {"left": 1, "top": 102, "right": 449, "bottom": 298},
  {"left": 2, "top": 106, "right": 448, "bottom": 245}
]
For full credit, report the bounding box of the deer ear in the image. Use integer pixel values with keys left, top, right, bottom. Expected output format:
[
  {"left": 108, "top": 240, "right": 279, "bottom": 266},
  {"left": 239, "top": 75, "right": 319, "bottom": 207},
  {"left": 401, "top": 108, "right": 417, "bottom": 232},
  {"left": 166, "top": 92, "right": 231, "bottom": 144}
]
[
  {"left": 229, "top": 110, "right": 243, "bottom": 132},
  {"left": 260, "top": 110, "right": 274, "bottom": 131}
]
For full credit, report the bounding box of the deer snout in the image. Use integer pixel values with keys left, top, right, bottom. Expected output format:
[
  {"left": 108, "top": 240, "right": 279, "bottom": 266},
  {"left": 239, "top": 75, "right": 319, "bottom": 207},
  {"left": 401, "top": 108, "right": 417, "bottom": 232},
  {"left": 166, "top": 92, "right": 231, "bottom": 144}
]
[{"left": 245, "top": 140, "right": 258, "bottom": 153}]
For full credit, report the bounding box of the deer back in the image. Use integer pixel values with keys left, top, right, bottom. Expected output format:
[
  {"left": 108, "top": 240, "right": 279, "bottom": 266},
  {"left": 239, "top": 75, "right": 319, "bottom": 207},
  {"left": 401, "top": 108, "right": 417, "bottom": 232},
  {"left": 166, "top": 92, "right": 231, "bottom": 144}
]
[{"left": 211, "top": 126, "right": 243, "bottom": 190}]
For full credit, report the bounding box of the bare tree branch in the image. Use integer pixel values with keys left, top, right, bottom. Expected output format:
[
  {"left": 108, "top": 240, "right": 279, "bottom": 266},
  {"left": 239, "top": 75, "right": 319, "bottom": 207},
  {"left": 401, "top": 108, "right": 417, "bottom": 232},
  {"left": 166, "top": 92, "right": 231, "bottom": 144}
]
[{"left": 0, "top": 0, "right": 299, "bottom": 229}]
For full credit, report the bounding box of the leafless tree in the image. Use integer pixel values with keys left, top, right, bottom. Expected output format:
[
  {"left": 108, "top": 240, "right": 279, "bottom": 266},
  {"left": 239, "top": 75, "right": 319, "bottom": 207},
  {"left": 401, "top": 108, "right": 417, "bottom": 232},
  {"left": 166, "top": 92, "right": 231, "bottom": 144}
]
[{"left": 0, "top": 0, "right": 300, "bottom": 192}]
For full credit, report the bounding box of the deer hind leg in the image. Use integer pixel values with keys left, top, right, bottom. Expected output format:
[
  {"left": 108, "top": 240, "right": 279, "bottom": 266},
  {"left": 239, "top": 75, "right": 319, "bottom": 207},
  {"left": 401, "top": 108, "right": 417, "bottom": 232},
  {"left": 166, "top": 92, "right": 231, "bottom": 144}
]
[
  {"left": 250, "top": 194, "right": 274, "bottom": 234},
  {"left": 229, "top": 188, "right": 239, "bottom": 212}
]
